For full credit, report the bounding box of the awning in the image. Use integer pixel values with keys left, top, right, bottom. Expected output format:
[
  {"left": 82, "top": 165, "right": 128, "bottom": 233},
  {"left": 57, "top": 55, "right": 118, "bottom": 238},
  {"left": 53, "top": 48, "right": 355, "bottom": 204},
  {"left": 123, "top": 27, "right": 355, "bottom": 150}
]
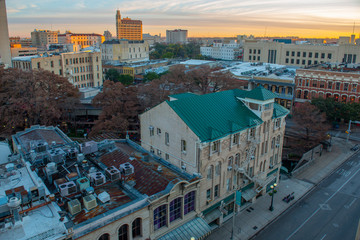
[
  {"left": 204, "top": 209, "right": 221, "bottom": 223},
  {"left": 158, "top": 217, "right": 212, "bottom": 240},
  {"left": 280, "top": 166, "right": 289, "bottom": 174},
  {"left": 242, "top": 188, "right": 257, "bottom": 201}
]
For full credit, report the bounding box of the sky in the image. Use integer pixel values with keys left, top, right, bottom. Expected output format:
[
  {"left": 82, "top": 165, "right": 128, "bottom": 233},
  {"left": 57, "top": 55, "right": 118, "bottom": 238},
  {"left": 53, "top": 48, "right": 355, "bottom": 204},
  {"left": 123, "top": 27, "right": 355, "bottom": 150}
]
[{"left": 5, "top": 0, "right": 360, "bottom": 38}]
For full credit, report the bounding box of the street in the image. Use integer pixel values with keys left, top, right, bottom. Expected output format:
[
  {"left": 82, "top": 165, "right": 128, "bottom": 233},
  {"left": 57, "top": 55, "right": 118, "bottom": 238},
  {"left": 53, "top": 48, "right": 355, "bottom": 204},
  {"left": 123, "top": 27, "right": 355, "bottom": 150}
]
[{"left": 252, "top": 151, "right": 360, "bottom": 240}]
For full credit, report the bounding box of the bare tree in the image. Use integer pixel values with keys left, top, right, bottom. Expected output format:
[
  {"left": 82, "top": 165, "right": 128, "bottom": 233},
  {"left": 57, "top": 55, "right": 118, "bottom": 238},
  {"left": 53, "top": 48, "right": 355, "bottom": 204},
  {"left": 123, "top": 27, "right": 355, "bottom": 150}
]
[{"left": 0, "top": 68, "right": 79, "bottom": 137}]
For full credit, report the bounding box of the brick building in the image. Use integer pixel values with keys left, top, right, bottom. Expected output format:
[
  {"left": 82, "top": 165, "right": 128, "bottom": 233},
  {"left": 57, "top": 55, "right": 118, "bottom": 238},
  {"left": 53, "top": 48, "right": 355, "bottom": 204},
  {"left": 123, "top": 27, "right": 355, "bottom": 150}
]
[{"left": 295, "top": 68, "right": 360, "bottom": 103}]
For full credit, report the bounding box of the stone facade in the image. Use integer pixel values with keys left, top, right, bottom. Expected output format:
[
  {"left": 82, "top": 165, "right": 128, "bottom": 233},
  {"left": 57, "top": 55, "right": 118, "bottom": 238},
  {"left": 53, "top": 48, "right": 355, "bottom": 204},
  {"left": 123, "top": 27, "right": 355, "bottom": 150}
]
[{"left": 101, "top": 39, "right": 149, "bottom": 63}]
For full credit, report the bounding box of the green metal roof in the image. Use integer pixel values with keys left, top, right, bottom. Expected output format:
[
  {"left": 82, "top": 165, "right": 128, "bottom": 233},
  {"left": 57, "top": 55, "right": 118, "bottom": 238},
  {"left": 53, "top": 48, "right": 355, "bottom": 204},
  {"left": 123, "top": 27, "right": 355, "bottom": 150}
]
[
  {"left": 272, "top": 103, "right": 290, "bottom": 119},
  {"left": 167, "top": 90, "right": 263, "bottom": 142},
  {"left": 236, "top": 85, "right": 279, "bottom": 101},
  {"left": 168, "top": 92, "right": 197, "bottom": 100}
]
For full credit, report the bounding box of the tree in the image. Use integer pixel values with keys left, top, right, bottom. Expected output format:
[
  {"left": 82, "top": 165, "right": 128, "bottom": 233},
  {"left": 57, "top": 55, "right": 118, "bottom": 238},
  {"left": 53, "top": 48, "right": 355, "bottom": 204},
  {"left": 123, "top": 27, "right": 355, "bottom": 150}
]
[
  {"left": 91, "top": 81, "right": 140, "bottom": 136},
  {"left": 118, "top": 75, "right": 134, "bottom": 86},
  {"left": 292, "top": 102, "right": 330, "bottom": 148},
  {"left": 105, "top": 69, "right": 121, "bottom": 82},
  {"left": 143, "top": 72, "right": 160, "bottom": 82},
  {"left": 0, "top": 68, "right": 79, "bottom": 137}
]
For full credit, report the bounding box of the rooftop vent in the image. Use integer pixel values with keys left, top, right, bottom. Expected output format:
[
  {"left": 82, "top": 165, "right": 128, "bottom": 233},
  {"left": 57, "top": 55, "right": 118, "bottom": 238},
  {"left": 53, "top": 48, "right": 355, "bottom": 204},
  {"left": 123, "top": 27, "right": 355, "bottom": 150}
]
[
  {"left": 89, "top": 172, "right": 106, "bottom": 186},
  {"left": 68, "top": 199, "right": 81, "bottom": 215},
  {"left": 119, "top": 162, "right": 134, "bottom": 176},
  {"left": 59, "top": 181, "right": 77, "bottom": 197},
  {"left": 105, "top": 166, "right": 121, "bottom": 181},
  {"left": 83, "top": 194, "right": 97, "bottom": 211}
]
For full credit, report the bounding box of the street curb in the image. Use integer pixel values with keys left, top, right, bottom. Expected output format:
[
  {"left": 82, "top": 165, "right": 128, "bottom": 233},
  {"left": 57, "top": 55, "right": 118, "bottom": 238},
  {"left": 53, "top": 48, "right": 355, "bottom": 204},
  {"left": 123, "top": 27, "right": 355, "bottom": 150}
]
[{"left": 249, "top": 148, "right": 359, "bottom": 240}]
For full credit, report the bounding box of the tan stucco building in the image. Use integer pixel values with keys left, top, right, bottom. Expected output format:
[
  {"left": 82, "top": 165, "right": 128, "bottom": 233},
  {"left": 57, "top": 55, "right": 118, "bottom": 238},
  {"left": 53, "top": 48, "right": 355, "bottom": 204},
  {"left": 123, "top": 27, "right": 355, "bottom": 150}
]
[
  {"left": 243, "top": 37, "right": 360, "bottom": 67},
  {"left": 12, "top": 51, "right": 103, "bottom": 88},
  {"left": 101, "top": 39, "right": 149, "bottom": 63},
  {"left": 58, "top": 32, "right": 105, "bottom": 49},
  {"left": 31, "top": 29, "right": 59, "bottom": 49}
]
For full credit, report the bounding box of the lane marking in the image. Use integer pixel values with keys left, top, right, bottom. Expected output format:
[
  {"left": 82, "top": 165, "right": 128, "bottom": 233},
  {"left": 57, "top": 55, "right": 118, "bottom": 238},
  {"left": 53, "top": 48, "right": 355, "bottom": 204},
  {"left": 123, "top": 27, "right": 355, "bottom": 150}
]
[
  {"left": 286, "top": 164, "right": 360, "bottom": 240},
  {"left": 320, "top": 234, "right": 327, "bottom": 240}
]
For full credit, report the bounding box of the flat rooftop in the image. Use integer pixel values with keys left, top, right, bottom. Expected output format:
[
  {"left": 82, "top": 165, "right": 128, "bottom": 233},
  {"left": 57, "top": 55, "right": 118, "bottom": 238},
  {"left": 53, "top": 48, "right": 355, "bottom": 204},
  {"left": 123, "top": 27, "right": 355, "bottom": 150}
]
[{"left": 5, "top": 125, "right": 197, "bottom": 239}]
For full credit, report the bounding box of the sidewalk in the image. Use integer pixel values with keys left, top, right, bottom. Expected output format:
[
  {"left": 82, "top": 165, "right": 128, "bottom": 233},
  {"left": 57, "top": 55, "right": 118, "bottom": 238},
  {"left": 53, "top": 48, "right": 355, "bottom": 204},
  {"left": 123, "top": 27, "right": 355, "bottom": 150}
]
[{"left": 206, "top": 137, "right": 358, "bottom": 240}]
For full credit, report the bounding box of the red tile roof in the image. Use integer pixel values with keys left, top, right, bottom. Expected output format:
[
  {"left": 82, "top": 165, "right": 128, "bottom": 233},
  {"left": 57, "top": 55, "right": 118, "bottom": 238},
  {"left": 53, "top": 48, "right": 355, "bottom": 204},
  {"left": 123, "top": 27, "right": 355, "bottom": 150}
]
[{"left": 100, "top": 149, "right": 181, "bottom": 197}]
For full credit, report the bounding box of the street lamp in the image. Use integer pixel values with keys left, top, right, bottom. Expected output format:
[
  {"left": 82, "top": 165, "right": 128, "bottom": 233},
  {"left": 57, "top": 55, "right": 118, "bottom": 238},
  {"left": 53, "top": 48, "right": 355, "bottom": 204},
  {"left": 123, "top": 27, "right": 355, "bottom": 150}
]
[{"left": 269, "top": 183, "right": 277, "bottom": 211}]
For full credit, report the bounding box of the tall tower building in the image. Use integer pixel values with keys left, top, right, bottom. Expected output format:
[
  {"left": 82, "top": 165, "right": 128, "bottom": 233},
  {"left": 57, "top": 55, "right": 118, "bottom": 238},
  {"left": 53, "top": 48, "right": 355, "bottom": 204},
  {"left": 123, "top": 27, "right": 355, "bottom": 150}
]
[
  {"left": 0, "top": 0, "right": 12, "bottom": 68},
  {"left": 115, "top": 10, "right": 142, "bottom": 41}
]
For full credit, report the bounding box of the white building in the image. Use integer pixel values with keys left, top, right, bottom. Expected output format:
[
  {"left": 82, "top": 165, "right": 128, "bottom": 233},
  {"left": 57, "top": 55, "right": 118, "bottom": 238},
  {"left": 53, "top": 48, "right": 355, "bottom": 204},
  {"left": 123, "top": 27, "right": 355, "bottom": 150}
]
[
  {"left": 201, "top": 41, "right": 242, "bottom": 60},
  {"left": 166, "top": 29, "right": 188, "bottom": 44}
]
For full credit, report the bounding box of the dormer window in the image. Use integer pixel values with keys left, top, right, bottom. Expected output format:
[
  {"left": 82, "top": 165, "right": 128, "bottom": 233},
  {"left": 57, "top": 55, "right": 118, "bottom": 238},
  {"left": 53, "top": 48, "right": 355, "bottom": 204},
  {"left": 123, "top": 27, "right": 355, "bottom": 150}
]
[
  {"left": 274, "top": 118, "right": 281, "bottom": 129},
  {"left": 232, "top": 133, "right": 240, "bottom": 145},
  {"left": 249, "top": 127, "right": 256, "bottom": 138},
  {"left": 248, "top": 102, "right": 259, "bottom": 111},
  {"left": 211, "top": 140, "right": 220, "bottom": 154}
]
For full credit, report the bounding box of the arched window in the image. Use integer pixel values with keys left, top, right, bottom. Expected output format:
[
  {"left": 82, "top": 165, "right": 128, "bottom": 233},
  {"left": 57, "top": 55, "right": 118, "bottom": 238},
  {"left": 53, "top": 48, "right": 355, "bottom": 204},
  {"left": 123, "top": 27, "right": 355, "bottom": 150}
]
[
  {"left": 215, "top": 162, "right": 221, "bottom": 176},
  {"left": 207, "top": 165, "right": 213, "bottom": 179},
  {"left": 184, "top": 191, "right": 195, "bottom": 215},
  {"left": 118, "top": 224, "right": 128, "bottom": 240},
  {"left": 154, "top": 205, "right": 167, "bottom": 230},
  {"left": 132, "top": 218, "right": 142, "bottom": 238},
  {"left": 259, "top": 162, "right": 263, "bottom": 172},
  {"left": 263, "top": 160, "right": 266, "bottom": 172},
  {"left": 99, "top": 233, "right": 110, "bottom": 240},
  {"left": 228, "top": 156, "right": 233, "bottom": 166},
  {"left": 235, "top": 154, "right": 240, "bottom": 166},
  {"left": 271, "top": 138, "right": 275, "bottom": 149},
  {"left": 170, "top": 197, "right": 182, "bottom": 222}
]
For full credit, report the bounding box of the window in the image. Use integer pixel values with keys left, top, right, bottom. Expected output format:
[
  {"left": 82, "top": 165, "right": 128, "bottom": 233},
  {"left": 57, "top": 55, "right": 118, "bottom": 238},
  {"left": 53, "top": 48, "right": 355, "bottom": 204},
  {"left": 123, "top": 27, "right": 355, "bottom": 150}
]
[
  {"left": 352, "top": 84, "right": 357, "bottom": 92},
  {"left": 207, "top": 166, "right": 213, "bottom": 179},
  {"left": 165, "top": 154, "right": 169, "bottom": 160},
  {"left": 303, "top": 52, "right": 306, "bottom": 57},
  {"left": 271, "top": 137, "right": 275, "bottom": 149},
  {"left": 344, "top": 83, "right": 349, "bottom": 91},
  {"left": 212, "top": 140, "right": 220, "bottom": 153},
  {"left": 312, "top": 80, "right": 317, "bottom": 87},
  {"left": 170, "top": 198, "right": 182, "bottom": 222},
  {"left": 315, "top": 52, "right": 318, "bottom": 58},
  {"left": 321, "top": 53, "right": 325, "bottom": 59},
  {"left": 336, "top": 82, "right": 340, "bottom": 90},
  {"left": 249, "top": 127, "right": 256, "bottom": 138},
  {"left": 98, "top": 233, "right": 110, "bottom": 240},
  {"left": 320, "top": 81, "right": 325, "bottom": 88},
  {"left": 258, "top": 50, "right": 261, "bottom": 54},
  {"left": 309, "top": 52, "right": 313, "bottom": 58},
  {"left": 328, "top": 81, "right": 332, "bottom": 89},
  {"left": 37, "top": 62, "right": 41, "bottom": 69},
  {"left": 66, "top": 59, "right": 68, "bottom": 65},
  {"left": 214, "top": 185, "right": 219, "bottom": 198},
  {"left": 291, "top": 51, "right": 295, "bottom": 57},
  {"left": 149, "top": 126, "right": 154, "bottom": 136},
  {"left": 275, "top": 118, "right": 281, "bottom": 129},
  {"left": 249, "top": 49, "right": 252, "bottom": 54},
  {"left": 165, "top": 132, "right": 169, "bottom": 145},
  {"left": 228, "top": 156, "right": 233, "bottom": 167},
  {"left": 232, "top": 133, "right": 239, "bottom": 145},
  {"left": 215, "top": 162, "right": 221, "bottom": 175},
  {"left": 206, "top": 189, "right": 212, "bottom": 200},
  {"left": 297, "top": 52, "right": 300, "bottom": 57},
  {"left": 181, "top": 140, "right": 186, "bottom": 153},
  {"left": 226, "top": 178, "right": 231, "bottom": 191},
  {"left": 235, "top": 153, "right": 240, "bottom": 166},
  {"left": 291, "top": 59, "right": 294, "bottom": 64},
  {"left": 265, "top": 141, "right": 268, "bottom": 153},
  {"left": 154, "top": 205, "right": 167, "bottom": 230},
  {"left": 157, "top": 149, "right": 161, "bottom": 156},
  {"left": 302, "top": 60, "right": 305, "bottom": 65},
  {"left": 296, "top": 59, "right": 300, "bottom": 64},
  {"left": 118, "top": 224, "right": 128, "bottom": 240},
  {"left": 286, "top": 51, "right": 289, "bottom": 56},
  {"left": 308, "top": 60, "right": 312, "bottom": 65},
  {"left": 184, "top": 191, "right": 195, "bottom": 214},
  {"left": 328, "top": 53, "right": 332, "bottom": 59},
  {"left": 285, "top": 58, "right": 289, "bottom": 64}
]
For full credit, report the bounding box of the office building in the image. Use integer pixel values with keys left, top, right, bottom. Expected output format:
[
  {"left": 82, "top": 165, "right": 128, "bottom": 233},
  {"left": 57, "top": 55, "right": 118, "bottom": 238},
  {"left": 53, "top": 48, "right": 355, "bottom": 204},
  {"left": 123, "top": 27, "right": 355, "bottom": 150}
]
[
  {"left": 101, "top": 39, "right": 149, "bottom": 63},
  {"left": 12, "top": 50, "right": 103, "bottom": 88},
  {"left": 166, "top": 29, "right": 188, "bottom": 44},
  {"left": 243, "top": 36, "right": 360, "bottom": 67},
  {"left": 58, "top": 31, "right": 105, "bottom": 49},
  {"left": 0, "top": 0, "right": 11, "bottom": 67},
  {"left": 31, "top": 29, "right": 59, "bottom": 49},
  {"left": 200, "top": 40, "right": 242, "bottom": 60},
  {"left": 116, "top": 10, "right": 143, "bottom": 41}
]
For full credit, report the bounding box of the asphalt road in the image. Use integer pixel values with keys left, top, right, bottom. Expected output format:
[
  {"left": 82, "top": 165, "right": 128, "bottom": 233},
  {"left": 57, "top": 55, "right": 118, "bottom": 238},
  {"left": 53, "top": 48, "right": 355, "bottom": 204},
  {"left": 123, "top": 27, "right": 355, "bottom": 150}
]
[{"left": 252, "top": 151, "right": 360, "bottom": 240}]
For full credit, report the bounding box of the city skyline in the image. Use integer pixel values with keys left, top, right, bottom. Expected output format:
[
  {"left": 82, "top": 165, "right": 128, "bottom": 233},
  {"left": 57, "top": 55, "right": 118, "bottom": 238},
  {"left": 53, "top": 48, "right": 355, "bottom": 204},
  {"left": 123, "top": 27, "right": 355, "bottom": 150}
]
[{"left": 5, "top": 0, "right": 360, "bottom": 38}]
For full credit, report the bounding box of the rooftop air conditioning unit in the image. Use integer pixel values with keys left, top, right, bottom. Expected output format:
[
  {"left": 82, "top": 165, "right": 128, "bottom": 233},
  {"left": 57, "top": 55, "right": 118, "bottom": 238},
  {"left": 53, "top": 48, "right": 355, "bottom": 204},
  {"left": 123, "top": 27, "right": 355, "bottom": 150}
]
[
  {"left": 59, "top": 181, "right": 77, "bottom": 197},
  {"left": 105, "top": 166, "right": 121, "bottom": 181},
  {"left": 83, "top": 194, "right": 97, "bottom": 211},
  {"left": 90, "top": 172, "right": 106, "bottom": 186},
  {"left": 48, "top": 148, "right": 66, "bottom": 163},
  {"left": 119, "top": 162, "right": 134, "bottom": 176},
  {"left": 68, "top": 148, "right": 78, "bottom": 159},
  {"left": 36, "top": 142, "right": 48, "bottom": 153},
  {"left": 76, "top": 177, "right": 90, "bottom": 192},
  {"left": 68, "top": 199, "right": 81, "bottom": 215},
  {"left": 97, "top": 191, "right": 110, "bottom": 204}
]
